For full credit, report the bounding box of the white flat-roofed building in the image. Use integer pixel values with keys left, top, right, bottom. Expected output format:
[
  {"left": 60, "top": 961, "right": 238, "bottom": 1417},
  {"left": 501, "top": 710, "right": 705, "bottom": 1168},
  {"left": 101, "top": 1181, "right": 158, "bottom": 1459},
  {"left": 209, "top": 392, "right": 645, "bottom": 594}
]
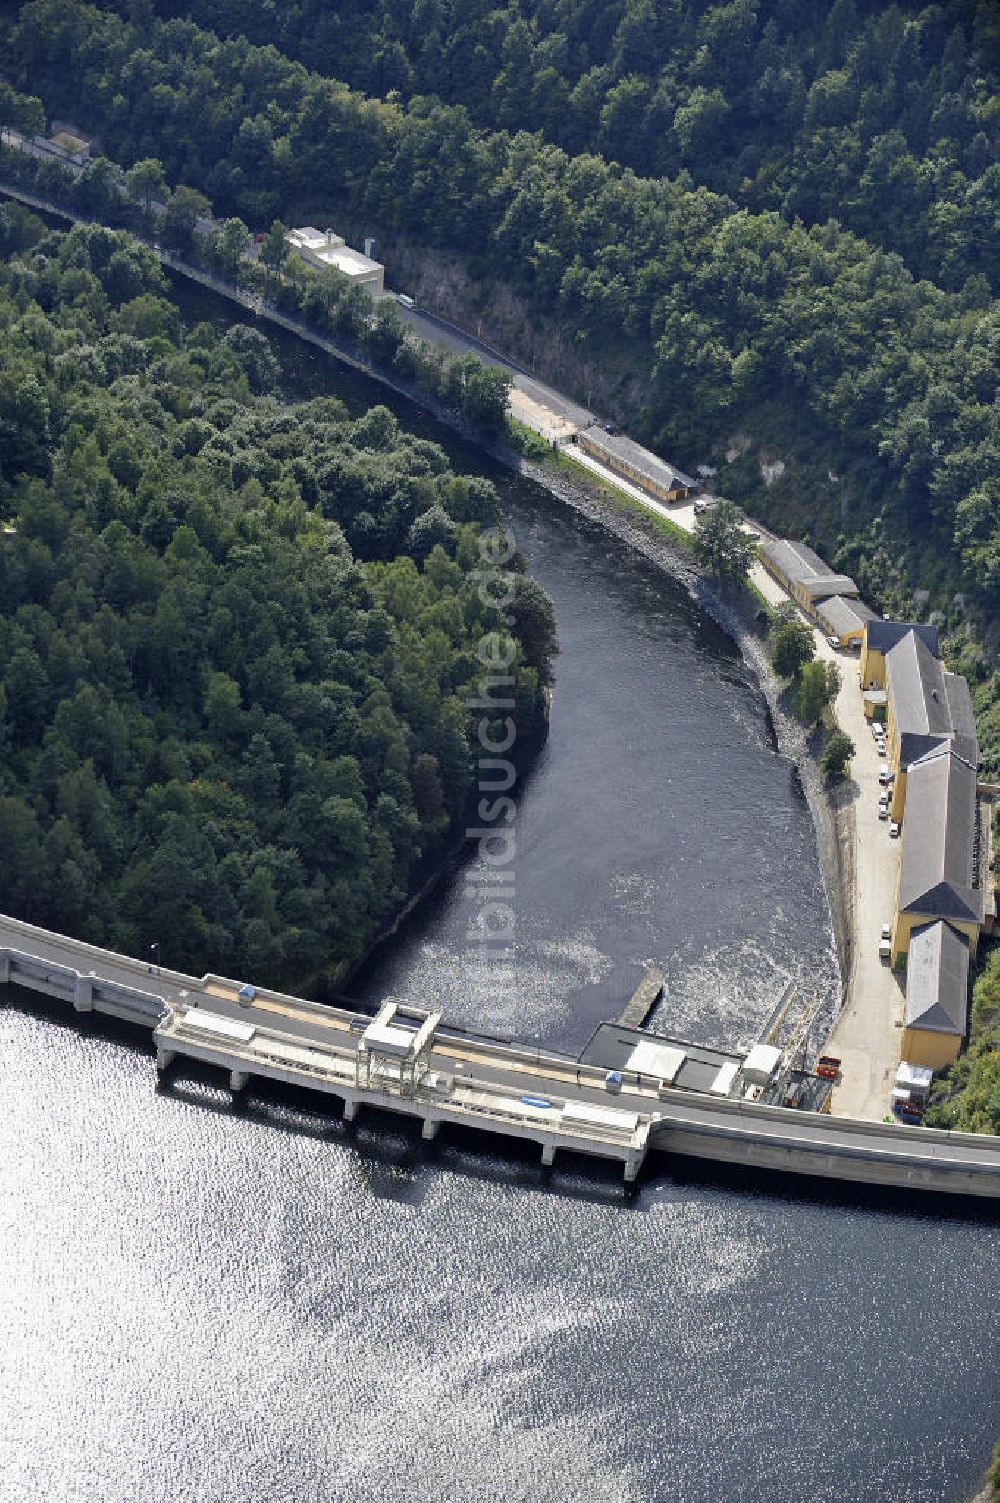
[
  {"left": 286, "top": 226, "right": 385, "bottom": 296},
  {"left": 742, "top": 1043, "right": 782, "bottom": 1085},
  {"left": 626, "top": 1039, "right": 687, "bottom": 1083}
]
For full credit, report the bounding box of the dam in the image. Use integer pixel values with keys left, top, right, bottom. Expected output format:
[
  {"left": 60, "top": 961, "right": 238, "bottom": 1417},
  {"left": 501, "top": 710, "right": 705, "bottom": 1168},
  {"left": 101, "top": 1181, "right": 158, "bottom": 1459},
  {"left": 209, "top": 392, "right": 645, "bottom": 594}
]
[{"left": 5, "top": 910, "right": 1000, "bottom": 1199}]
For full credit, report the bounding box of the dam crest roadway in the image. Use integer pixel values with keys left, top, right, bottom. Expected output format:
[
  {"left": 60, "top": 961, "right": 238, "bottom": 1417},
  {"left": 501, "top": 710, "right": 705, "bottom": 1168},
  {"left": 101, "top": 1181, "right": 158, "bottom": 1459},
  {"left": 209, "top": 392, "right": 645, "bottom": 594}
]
[{"left": 5, "top": 912, "right": 1000, "bottom": 1199}]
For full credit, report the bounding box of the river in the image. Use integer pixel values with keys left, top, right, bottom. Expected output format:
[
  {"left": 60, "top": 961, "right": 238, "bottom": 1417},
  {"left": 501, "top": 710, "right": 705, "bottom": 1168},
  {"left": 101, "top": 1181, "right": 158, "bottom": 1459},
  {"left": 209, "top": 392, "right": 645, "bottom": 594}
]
[{"left": 1, "top": 276, "right": 998, "bottom": 1503}]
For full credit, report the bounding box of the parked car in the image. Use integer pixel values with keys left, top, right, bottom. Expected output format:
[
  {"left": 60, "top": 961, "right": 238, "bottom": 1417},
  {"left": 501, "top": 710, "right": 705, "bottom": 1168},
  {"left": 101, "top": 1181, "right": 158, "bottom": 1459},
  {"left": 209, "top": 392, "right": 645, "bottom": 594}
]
[
  {"left": 879, "top": 939, "right": 892, "bottom": 961},
  {"left": 816, "top": 1055, "right": 841, "bottom": 1080},
  {"left": 881, "top": 923, "right": 892, "bottom": 941},
  {"left": 893, "top": 1096, "right": 923, "bottom": 1124},
  {"left": 878, "top": 804, "right": 889, "bottom": 820},
  {"left": 879, "top": 764, "right": 893, "bottom": 784},
  {"left": 827, "top": 635, "right": 841, "bottom": 650},
  {"left": 889, "top": 821, "right": 900, "bottom": 838}
]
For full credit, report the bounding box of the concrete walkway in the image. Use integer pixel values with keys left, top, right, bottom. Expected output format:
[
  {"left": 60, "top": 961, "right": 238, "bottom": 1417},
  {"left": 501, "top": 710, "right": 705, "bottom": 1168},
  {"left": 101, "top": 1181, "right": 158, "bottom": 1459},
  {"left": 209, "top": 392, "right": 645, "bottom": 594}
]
[{"left": 821, "top": 655, "right": 905, "bottom": 1120}]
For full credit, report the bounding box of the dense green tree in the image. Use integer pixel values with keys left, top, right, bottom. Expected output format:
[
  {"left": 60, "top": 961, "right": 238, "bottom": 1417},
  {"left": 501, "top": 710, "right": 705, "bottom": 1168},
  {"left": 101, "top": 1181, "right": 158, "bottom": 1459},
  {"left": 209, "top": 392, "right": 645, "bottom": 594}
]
[
  {"left": 0, "top": 214, "right": 549, "bottom": 982},
  {"left": 0, "top": 84, "right": 44, "bottom": 142},
  {"left": 260, "top": 218, "right": 288, "bottom": 280},
  {"left": 124, "top": 157, "right": 167, "bottom": 214},
  {"left": 821, "top": 728, "right": 854, "bottom": 781},
  {"left": 209, "top": 217, "right": 250, "bottom": 280},
  {"left": 797, "top": 659, "right": 839, "bottom": 723},
  {"left": 769, "top": 613, "right": 815, "bottom": 678},
  {"left": 160, "top": 184, "right": 212, "bottom": 253},
  {"left": 692, "top": 501, "right": 755, "bottom": 585}
]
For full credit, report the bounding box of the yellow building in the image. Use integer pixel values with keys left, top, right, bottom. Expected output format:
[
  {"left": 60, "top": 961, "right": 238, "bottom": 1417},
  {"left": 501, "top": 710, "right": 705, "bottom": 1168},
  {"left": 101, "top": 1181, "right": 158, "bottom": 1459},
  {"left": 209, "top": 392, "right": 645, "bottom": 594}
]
[
  {"left": 876, "top": 627, "right": 977, "bottom": 821},
  {"left": 890, "top": 746, "right": 983, "bottom": 964},
  {"left": 900, "top": 919, "right": 970, "bottom": 1070},
  {"left": 814, "top": 594, "right": 879, "bottom": 647},
  {"left": 859, "top": 619, "right": 940, "bottom": 692},
  {"left": 759, "top": 540, "right": 858, "bottom": 614},
  {"left": 575, "top": 426, "right": 696, "bottom": 502}
]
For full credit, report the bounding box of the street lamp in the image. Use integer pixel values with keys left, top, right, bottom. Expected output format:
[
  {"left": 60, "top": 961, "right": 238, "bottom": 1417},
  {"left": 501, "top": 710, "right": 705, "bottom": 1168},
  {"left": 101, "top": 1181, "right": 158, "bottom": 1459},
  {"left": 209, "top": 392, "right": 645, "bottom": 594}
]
[{"left": 150, "top": 942, "right": 161, "bottom": 975}]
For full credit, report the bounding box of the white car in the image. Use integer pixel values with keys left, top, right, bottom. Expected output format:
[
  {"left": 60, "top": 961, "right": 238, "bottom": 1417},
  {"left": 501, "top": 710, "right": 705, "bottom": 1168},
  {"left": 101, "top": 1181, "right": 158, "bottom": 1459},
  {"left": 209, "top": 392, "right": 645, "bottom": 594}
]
[
  {"left": 878, "top": 804, "right": 889, "bottom": 820},
  {"left": 827, "top": 635, "right": 841, "bottom": 650},
  {"left": 889, "top": 821, "right": 900, "bottom": 838},
  {"left": 878, "top": 764, "right": 892, "bottom": 784},
  {"left": 879, "top": 939, "right": 892, "bottom": 961},
  {"left": 881, "top": 923, "right": 892, "bottom": 941}
]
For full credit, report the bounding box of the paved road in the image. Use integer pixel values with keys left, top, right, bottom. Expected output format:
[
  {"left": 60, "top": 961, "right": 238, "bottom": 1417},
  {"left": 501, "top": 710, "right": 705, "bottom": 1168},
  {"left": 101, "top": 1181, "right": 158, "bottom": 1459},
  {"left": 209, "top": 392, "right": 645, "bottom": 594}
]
[
  {"left": 0, "top": 913, "right": 655, "bottom": 1113},
  {"left": 395, "top": 302, "right": 596, "bottom": 432},
  {"left": 6, "top": 912, "right": 1000, "bottom": 1195}
]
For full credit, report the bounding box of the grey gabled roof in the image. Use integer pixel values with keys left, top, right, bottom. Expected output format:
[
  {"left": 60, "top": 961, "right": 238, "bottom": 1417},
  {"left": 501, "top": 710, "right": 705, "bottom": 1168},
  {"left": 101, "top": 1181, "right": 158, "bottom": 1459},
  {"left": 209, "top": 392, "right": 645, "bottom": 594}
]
[
  {"left": 760, "top": 539, "right": 825, "bottom": 580},
  {"left": 897, "top": 749, "right": 982, "bottom": 924},
  {"left": 579, "top": 426, "right": 697, "bottom": 490},
  {"left": 886, "top": 633, "right": 980, "bottom": 769},
  {"left": 865, "top": 619, "right": 940, "bottom": 657},
  {"left": 944, "top": 672, "right": 978, "bottom": 746},
  {"left": 759, "top": 540, "right": 857, "bottom": 598},
  {"left": 797, "top": 573, "right": 860, "bottom": 600},
  {"left": 905, "top": 920, "right": 970, "bottom": 1035},
  {"left": 815, "top": 595, "right": 879, "bottom": 637},
  {"left": 887, "top": 630, "right": 953, "bottom": 739}
]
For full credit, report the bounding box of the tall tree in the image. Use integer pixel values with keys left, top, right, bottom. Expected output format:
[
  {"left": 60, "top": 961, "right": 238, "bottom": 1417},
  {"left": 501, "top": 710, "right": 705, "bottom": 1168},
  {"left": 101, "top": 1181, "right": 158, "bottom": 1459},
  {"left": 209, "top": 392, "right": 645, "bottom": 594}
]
[{"left": 692, "top": 501, "right": 756, "bottom": 585}]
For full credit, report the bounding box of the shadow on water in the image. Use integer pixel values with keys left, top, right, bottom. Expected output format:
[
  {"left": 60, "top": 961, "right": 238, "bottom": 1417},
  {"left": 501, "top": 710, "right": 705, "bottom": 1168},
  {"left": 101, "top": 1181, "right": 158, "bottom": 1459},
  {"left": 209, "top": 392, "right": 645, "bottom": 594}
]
[
  {"left": 7, "top": 984, "right": 994, "bottom": 1228},
  {"left": 347, "top": 718, "right": 555, "bottom": 1005},
  {"left": 161, "top": 1053, "right": 639, "bottom": 1209},
  {"left": 647, "top": 1150, "right": 1000, "bottom": 1228}
]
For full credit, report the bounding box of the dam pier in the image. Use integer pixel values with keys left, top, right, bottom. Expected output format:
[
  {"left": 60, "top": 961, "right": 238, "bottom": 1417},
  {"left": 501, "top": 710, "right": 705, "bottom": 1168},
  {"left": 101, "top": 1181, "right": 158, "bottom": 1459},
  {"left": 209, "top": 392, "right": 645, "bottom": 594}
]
[{"left": 5, "top": 911, "right": 1000, "bottom": 1199}]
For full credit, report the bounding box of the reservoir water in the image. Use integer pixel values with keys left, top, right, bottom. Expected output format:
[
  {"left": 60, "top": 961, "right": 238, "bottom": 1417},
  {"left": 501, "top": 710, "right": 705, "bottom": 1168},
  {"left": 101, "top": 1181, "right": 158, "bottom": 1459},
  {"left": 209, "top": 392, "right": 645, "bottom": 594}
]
[{"left": 1, "top": 280, "right": 998, "bottom": 1503}]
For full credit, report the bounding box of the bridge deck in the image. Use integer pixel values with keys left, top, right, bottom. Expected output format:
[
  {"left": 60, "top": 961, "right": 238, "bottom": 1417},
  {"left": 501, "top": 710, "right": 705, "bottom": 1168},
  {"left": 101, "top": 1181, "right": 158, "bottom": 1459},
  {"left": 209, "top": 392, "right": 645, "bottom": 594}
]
[{"left": 3, "top": 912, "right": 1000, "bottom": 1196}]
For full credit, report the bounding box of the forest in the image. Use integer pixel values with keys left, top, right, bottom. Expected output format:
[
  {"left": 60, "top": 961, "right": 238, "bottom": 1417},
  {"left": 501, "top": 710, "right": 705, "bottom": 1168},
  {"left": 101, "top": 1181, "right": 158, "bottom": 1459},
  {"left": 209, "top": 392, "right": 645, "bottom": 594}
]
[
  {"left": 127, "top": 0, "right": 1000, "bottom": 296},
  {"left": 3, "top": 0, "right": 1000, "bottom": 653},
  {"left": 0, "top": 205, "right": 552, "bottom": 983}
]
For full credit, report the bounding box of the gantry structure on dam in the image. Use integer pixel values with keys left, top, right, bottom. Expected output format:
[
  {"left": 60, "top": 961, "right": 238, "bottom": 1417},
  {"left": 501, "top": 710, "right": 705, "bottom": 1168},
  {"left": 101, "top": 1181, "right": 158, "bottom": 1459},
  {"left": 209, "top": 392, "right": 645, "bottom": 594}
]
[{"left": 4, "top": 911, "right": 1000, "bottom": 1198}]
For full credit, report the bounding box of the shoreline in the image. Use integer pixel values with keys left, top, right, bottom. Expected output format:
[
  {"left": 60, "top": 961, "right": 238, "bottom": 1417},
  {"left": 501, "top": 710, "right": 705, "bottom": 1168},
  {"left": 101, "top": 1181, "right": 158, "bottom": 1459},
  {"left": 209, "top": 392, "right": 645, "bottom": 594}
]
[
  {"left": 0, "top": 179, "right": 852, "bottom": 1033},
  {"left": 493, "top": 441, "right": 853, "bottom": 1002}
]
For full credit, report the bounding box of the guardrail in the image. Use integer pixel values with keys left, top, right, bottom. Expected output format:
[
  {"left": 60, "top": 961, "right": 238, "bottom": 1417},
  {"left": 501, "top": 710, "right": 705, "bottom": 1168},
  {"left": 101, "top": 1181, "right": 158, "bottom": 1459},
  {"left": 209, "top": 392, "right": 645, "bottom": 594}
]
[{"left": 6, "top": 912, "right": 1000, "bottom": 1195}]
